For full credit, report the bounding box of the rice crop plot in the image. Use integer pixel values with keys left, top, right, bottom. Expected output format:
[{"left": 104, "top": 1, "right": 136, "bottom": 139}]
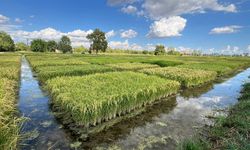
[
  {"left": 105, "top": 63, "right": 159, "bottom": 71},
  {"left": 177, "top": 63, "right": 234, "bottom": 76},
  {"left": 35, "top": 64, "right": 116, "bottom": 82},
  {"left": 27, "top": 56, "right": 89, "bottom": 70},
  {"left": 0, "top": 54, "right": 21, "bottom": 150},
  {"left": 0, "top": 56, "right": 21, "bottom": 81},
  {"left": 140, "top": 67, "right": 217, "bottom": 87},
  {"left": 46, "top": 72, "right": 180, "bottom": 132}
]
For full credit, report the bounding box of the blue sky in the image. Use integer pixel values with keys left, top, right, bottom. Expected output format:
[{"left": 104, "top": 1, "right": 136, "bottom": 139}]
[{"left": 0, "top": 0, "right": 249, "bottom": 54}]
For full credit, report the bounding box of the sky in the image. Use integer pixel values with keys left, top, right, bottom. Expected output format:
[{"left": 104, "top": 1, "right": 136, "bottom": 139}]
[{"left": 0, "top": 0, "right": 250, "bottom": 54}]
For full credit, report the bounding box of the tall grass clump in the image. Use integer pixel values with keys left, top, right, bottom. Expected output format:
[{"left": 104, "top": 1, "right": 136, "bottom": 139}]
[
  {"left": 46, "top": 72, "right": 180, "bottom": 129},
  {"left": 140, "top": 67, "right": 217, "bottom": 87},
  {"left": 105, "top": 63, "right": 159, "bottom": 71}
]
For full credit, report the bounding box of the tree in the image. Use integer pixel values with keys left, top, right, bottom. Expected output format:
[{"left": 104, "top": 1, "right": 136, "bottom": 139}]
[
  {"left": 142, "top": 50, "right": 149, "bottom": 54},
  {"left": 167, "top": 47, "right": 181, "bottom": 55},
  {"left": 47, "top": 40, "right": 57, "bottom": 52},
  {"left": 58, "top": 36, "right": 72, "bottom": 53},
  {"left": 73, "top": 46, "right": 87, "bottom": 54},
  {"left": 154, "top": 45, "right": 165, "bottom": 55},
  {"left": 0, "top": 31, "right": 15, "bottom": 51},
  {"left": 30, "top": 39, "right": 47, "bottom": 52},
  {"left": 87, "top": 29, "right": 108, "bottom": 54},
  {"left": 15, "top": 42, "right": 30, "bottom": 51}
]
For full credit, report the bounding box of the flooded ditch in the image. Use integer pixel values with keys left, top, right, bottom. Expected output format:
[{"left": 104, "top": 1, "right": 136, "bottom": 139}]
[
  {"left": 18, "top": 57, "right": 73, "bottom": 149},
  {"left": 18, "top": 57, "right": 250, "bottom": 149}
]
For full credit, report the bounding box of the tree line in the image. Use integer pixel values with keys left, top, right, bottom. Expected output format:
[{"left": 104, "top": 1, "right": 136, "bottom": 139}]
[{"left": 0, "top": 29, "right": 184, "bottom": 56}]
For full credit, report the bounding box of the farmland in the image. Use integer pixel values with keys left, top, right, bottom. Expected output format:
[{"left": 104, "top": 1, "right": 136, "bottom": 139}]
[
  {"left": 24, "top": 54, "right": 250, "bottom": 133},
  {"left": 1, "top": 52, "right": 250, "bottom": 149}
]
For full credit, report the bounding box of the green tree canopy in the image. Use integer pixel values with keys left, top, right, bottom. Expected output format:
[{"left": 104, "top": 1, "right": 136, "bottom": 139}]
[
  {"left": 87, "top": 29, "right": 108, "bottom": 54},
  {"left": 154, "top": 45, "right": 166, "bottom": 55},
  {"left": 30, "top": 39, "right": 47, "bottom": 52},
  {"left": 15, "top": 42, "right": 30, "bottom": 51},
  {"left": 167, "top": 47, "right": 181, "bottom": 55},
  {"left": 0, "top": 31, "right": 15, "bottom": 52},
  {"left": 58, "top": 36, "right": 72, "bottom": 53},
  {"left": 73, "top": 46, "right": 87, "bottom": 54},
  {"left": 47, "top": 40, "right": 57, "bottom": 52}
]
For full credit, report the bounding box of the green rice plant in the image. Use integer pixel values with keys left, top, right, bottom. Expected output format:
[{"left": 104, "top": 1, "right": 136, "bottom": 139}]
[
  {"left": 46, "top": 72, "right": 180, "bottom": 129},
  {"left": 105, "top": 63, "right": 159, "bottom": 71},
  {"left": 35, "top": 64, "right": 116, "bottom": 82},
  {"left": 0, "top": 56, "right": 21, "bottom": 81},
  {"left": 27, "top": 57, "right": 89, "bottom": 70},
  {"left": 0, "top": 78, "right": 21, "bottom": 150},
  {"left": 177, "top": 63, "right": 234, "bottom": 76},
  {"left": 142, "top": 60, "right": 183, "bottom": 67},
  {"left": 0, "top": 54, "right": 22, "bottom": 149},
  {"left": 140, "top": 67, "right": 217, "bottom": 87}
]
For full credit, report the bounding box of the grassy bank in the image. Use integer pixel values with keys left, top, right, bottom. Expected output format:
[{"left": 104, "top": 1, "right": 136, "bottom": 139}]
[
  {"left": 180, "top": 83, "right": 250, "bottom": 150},
  {"left": 0, "top": 54, "right": 22, "bottom": 150}
]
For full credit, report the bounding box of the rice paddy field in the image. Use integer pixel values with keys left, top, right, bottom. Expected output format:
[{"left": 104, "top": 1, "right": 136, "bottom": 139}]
[
  {"left": 1, "top": 52, "right": 250, "bottom": 149},
  {"left": 0, "top": 54, "right": 22, "bottom": 149}
]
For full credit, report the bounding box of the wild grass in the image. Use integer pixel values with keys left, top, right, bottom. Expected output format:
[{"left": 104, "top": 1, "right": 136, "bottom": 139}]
[
  {"left": 140, "top": 67, "right": 217, "bottom": 87},
  {"left": 0, "top": 54, "right": 21, "bottom": 150},
  {"left": 46, "top": 72, "right": 180, "bottom": 128}
]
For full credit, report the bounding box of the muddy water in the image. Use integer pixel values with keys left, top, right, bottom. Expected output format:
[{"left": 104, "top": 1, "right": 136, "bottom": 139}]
[
  {"left": 18, "top": 56, "right": 250, "bottom": 150},
  {"left": 18, "top": 57, "right": 73, "bottom": 149}
]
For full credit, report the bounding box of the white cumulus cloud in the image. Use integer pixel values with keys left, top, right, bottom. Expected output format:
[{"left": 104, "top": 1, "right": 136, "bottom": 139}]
[
  {"left": 15, "top": 18, "right": 24, "bottom": 23},
  {"left": 120, "top": 29, "right": 138, "bottom": 38},
  {"left": 109, "top": 40, "right": 143, "bottom": 50},
  {"left": 121, "top": 5, "right": 138, "bottom": 14},
  {"left": 142, "top": 0, "right": 237, "bottom": 20},
  {"left": 106, "top": 30, "right": 116, "bottom": 38},
  {"left": 10, "top": 27, "right": 117, "bottom": 47},
  {"left": 0, "top": 14, "right": 20, "bottom": 32},
  {"left": 147, "top": 16, "right": 187, "bottom": 38},
  {"left": 0, "top": 14, "right": 9, "bottom": 24},
  {"left": 210, "top": 25, "right": 242, "bottom": 34},
  {"left": 107, "top": 0, "right": 138, "bottom": 6},
  {"left": 11, "top": 28, "right": 91, "bottom": 47}
]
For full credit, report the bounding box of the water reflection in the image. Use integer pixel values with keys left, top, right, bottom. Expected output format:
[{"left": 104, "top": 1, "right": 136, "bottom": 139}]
[
  {"left": 18, "top": 57, "right": 73, "bottom": 150},
  {"left": 87, "top": 68, "right": 250, "bottom": 150}
]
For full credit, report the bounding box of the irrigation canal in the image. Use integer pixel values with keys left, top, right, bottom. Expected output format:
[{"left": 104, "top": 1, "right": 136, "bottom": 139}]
[{"left": 18, "top": 56, "right": 250, "bottom": 149}]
